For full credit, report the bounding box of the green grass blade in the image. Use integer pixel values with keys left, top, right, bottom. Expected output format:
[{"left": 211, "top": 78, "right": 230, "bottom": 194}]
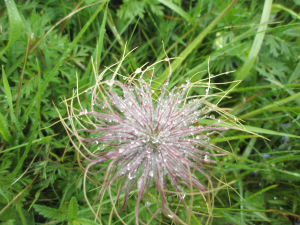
[
  {"left": 244, "top": 125, "right": 300, "bottom": 139},
  {"left": 272, "top": 3, "right": 300, "bottom": 21},
  {"left": 227, "top": 0, "right": 273, "bottom": 90},
  {"left": 240, "top": 91, "right": 300, "bottom": 119},
  {"left": 230, "top": 185, "right": 278, "bottom": 209},
  {"left": 0, "top": 111, "right": 12, "bottom": 144},
  {"left": 0, "top": 0, "right": 23, "bottom": 59},
  {"left": 288, "top": 60, "right": 300, "bottom": 84},
  {"left": 20, "top": 2, "right": 106, "bottom": 124},
  {"left": 211, "top": 135, "right": 258, "bottom": 143},
  {"left": 199, "top": 119, "right": 300, "bottom": 139},
  {"left": 157, "top": 0, "right": 192, "bottom": 22},
  {"left": 96, "top": 7, "right": 107, "bottom": 75},
  {"left": 0, "top": 135, "right": 54, "bottom": 154},
  {"left": 2, "top": 66, "right": 21, "bottom": 140},
  {"left": 152, "top": 0, "right": 238, "bottom": 88}
]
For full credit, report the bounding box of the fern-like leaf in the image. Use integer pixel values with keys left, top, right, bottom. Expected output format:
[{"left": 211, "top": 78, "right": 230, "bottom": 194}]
[
  {"left": 68, "top": 197, "right": 79, "bottom": 221},
  {"left": 33, "top": 204, "right": 66, "bottom": 220}
]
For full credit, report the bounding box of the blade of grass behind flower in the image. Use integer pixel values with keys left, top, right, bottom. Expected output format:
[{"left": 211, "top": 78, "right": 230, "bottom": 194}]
[
  {"left": 152, "top": 0, "right": 238, "bottom": 89},
  {"left": 199, "top": 119, "right": 300, "bottom": 139},
  {"left": 240, "top": 91, "right": 300, "bottom": 119},
  {"left": 272, "top": 4, "right": 300, "bottom": 21},
  {"left": 227, "top": 0, "right": 273, "bottom": 91},
  {"left": 156, "top": 6, "right": 215, "bottom": 61}
]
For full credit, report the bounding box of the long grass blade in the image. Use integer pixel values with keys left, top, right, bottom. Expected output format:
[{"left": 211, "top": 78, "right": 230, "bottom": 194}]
[
  {"left": 227, "top": 0, "right": 273, "bottom": 90},
  {"left": 152, "top": 0, "right": 238, "bottom": 88},
  {"left": 0, "top": 0, "right": 22, "bottom": 59},
  {"left": 240, "top": 91, "right": 300, "bottom": 119}
]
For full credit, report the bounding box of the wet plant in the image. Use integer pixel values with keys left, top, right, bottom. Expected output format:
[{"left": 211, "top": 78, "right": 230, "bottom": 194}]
[{"left": 58, "top": 48, "right": 245, "bottom": 224}]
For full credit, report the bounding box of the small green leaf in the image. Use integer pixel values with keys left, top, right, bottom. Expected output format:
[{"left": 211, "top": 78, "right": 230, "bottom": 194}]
[
  {"left": 28, "top": 188, "right": 42, "bottom": 211},
  {"left": 0, "top": 0, "right": 23, "bottom": 59},
  {"left": 157, "top": 0, "right": 192, "bottom": 22},
  {"left": 33, "top": 204, "right": 66, "bottom": 220},
  {"left": 283, "top": 28, "right": 300, "bottom": 37},
  {"left": 68, "top": 197, "right": 79, "bottom": 221},
  {"left": 0, "top": 187, "right": 9, "bottom": 203},
  {"left": 288, "top": 60, "right": 300, "bottom": 84}
]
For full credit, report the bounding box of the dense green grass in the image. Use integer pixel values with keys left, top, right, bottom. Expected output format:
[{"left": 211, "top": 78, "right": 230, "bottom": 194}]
[{"left": 0, "top": 0, "right": 300, "bottom": 224}]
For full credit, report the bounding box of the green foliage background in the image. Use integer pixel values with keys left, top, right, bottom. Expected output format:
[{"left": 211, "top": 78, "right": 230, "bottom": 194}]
[{"left": 0, "top": 0, "right": 300, "bottom": 224}]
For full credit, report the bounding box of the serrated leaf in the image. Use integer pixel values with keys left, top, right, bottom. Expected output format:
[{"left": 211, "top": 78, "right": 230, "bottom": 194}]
[
  {"left": 75, "top": 218, "right": 99, "bottom": 225},
  {"left": 117, "top": 1, "right": 146, "bottom": 20},
  {"left": 68, "top": 197, "right": 79, "bottom": 221},
  {"left": 0, "top": 187, "right": 9, "bottom": 204},
  {"left": 148, "top": 2, "right": 164, "bottom": 17},
  {"left": 33, "top": 204, "right": 66, "bottom": 220},
  {"left": 284, "top": 28, "right": 300, "bottom": 37}
]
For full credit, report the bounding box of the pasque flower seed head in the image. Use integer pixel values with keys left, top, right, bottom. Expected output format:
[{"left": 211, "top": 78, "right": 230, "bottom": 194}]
[{"left": 60, "top": 53, "right": 237, "bottom": 224}]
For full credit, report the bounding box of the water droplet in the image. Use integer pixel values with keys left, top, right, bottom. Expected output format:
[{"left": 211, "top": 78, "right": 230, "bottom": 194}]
[
  {"left": 274, "top": 197, "right": 277, "bottom": 200},
  {"left": 92, "top": 141, "right": 98, "bottom": 145},
  {"left": 210, "top": 74, "right": 214, "bottom": 78},
  {"left": 149, "top": 171, "right": 153, "bottom": 177},
  {"left": 135, "top": 68, "right": 141, "bottom": 73},
  {"left": 210, "top": 114, "right": 215, "bottom": 119},
  {"left": 204, "top": 155, "right": 210, "bottom": 162},
  {"left": 123, "top": 76, "right": 126, "bottom": 80},
  {"left": 186, "top": 78, "right": 190, "bottom": 83},
  {"left": 85, "top": 89, "right": 92, "bottom": 94},
  {"left": 107, "top": 79, "right": 114, "bottom": 86}
]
